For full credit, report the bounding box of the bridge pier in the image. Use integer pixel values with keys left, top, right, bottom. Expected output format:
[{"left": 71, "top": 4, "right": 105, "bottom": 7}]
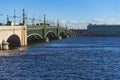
[
  {"left": 67, "top": 35, "right": 69, "bottom": 38},
  {"left": 21, "top": 26, "right": 27, "bottom": 46},
  {"left": 58, "top": 36, "right": 62, "bottom": 40},
  {"left": 2, "top": 40, "right": 9, "bottom": 50},
  {"left": 44, "top": 37, "right": 49, "bottom": 42},
  {"left": 0, "top": 26, "right": 27, "bottom": 50}
]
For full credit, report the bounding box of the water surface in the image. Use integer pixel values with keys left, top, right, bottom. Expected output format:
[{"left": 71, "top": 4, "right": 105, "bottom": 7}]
[{"left": 1, "top": 36, "right": 120, "bottom": 80}]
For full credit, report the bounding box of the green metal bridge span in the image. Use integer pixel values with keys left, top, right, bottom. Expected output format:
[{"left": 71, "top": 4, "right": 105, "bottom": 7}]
[{"left": 27, "top": 25, "right": 74, "bottom": 43}]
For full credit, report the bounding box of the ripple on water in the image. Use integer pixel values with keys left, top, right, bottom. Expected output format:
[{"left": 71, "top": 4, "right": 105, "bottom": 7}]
[{"left": 1, "top": 37, "right": 120, "bottom": 79}]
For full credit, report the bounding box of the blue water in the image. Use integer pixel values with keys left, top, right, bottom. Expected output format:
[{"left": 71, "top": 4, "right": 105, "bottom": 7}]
[{"left": 1, "top": 36, "right": 120, "bottom": 80}]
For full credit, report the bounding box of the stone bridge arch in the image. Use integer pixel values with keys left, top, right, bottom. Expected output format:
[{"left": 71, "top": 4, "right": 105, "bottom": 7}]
[
  {"left": 0, "top": 26, "right": 27, "bottom": 49},
  {"left": 7, "top": 34, "right": 21, "bottom": 48}
]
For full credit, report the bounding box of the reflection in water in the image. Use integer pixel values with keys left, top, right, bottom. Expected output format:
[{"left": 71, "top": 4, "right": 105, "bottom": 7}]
[
  {"left": 1, "top": 36, "right": 120, "bottom": 79},
  {"left": 0, "top": 47, "right": 28, "bottom": 56}
]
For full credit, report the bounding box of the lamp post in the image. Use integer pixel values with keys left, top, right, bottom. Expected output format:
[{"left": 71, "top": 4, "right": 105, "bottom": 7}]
[
  {"left": 6, "top": 15, "right": 9, "bottom": 25},
  {"left": 57, "top": 19, "right": 59, "bottom": 28},
  {"left": 66, "top": 25, "right": 68, "bottom": 30},
  {"left": 43, "top": 14, "right": 46, "bottom": 38},
  {"left": 7, "top": 15, "right": 9, "bottom": 23},
  {"left": 32, "top": 14, "right": 35, "bottom": 25},
  {"left": 13, "top": 9, "right": 16, "bottom": 26},
  {"left": 22, "top": 9, "right": 26, "bottom": 25},
  {"left": 39, "top": 16, "right": 41, "bottom": 25},
  {"left": 57, "top": 19, "right": 59, "bottom": 36}
]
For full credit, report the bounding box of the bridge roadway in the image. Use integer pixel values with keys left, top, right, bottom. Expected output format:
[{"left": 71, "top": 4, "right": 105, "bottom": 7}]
[{"left": 0, "top": 25, "right": 74, "bottom": 50}]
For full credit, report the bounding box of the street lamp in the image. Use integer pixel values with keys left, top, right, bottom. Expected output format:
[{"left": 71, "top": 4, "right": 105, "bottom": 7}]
[
  {"left": 13, "top": 9, "right": 16, "bottom": 25},
  {"left": 43, "top": 14, "right": 46, "bottom": 38},
  {"left": 39, "top": 16, "right": 41, "bottom": 25},
  {"left": 22, "top": 9, "right": 26, "bottom": 25},
  {"left": 32, "top": 14, "right": 35, "bottom": 25},
  {"left": 66, "top": 25, "right": 68, "bottom": 29},
  {"left": 57, "top": 19, "right": 59, "bottom": 28},
  {"left": 6, "top": 14, "right": 10, "bottom": 25}
]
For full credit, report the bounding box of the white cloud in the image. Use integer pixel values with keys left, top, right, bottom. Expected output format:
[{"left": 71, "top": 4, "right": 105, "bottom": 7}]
[
  {"left": 91, "top": 18, "right": 120, "bottom": 25},
  {"left": 91, "top": 18, "right": 104, "bottom": 24},
  {"left": 59, "top": 20, "right": 66, "bottom": 25},
  {"left": 69, "top": 20, "right": 78, "bottom": 23},
  {"left": 106, "top": 18, "right": 120, "bottom": 24},
  {"left": 59, "top": 20, "right": 88, "bottom": 29}
]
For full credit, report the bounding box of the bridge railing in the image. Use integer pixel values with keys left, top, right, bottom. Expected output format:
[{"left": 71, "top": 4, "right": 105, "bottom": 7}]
[{"left": 27, "top": 25, "right": 67, "bottom": 30}]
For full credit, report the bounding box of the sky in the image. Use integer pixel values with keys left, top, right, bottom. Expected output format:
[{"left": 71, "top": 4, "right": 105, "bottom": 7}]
[{"left": 0, "top": 0, "right": 120, "bottom": 29}]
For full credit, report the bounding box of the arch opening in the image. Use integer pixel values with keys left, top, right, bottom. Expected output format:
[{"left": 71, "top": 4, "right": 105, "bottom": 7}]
[
  {"left": 27, "top": 34, "right": 43, "bottom": 44},
  {"left": 46, "top": 32, "right": 57, "bottom": 41},
  {"left": 59, "top": 32, "right": 67, "bottom": 38},
  {"left": 66, "top": 33, "right": 71, "bottom": 38},
  {"left": 7, "top": 35, "right": 21, "bottom": 49}
]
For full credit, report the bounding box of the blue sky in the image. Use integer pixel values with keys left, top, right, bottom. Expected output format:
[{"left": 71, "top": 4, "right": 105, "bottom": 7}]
[{"left": 0, "top": 0, "right": 120, "bottom": 29}]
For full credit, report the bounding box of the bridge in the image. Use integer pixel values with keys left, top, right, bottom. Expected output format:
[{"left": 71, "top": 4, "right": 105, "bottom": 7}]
[
  {"left": 0, "top": 9, "right": 74, "bottom": 50},
  {"left": 27, "top": 25, "right": 73, "bottom": 42},
  {"left": 0, "top": 25, "right": 74, "bottom": 50}
]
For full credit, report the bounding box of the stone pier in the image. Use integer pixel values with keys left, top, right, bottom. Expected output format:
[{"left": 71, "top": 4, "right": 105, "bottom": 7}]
[{"left": 0, "top": 26, "right": 27, "bottom": 50}]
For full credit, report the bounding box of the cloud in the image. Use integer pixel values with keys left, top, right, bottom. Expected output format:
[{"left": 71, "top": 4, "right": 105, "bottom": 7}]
[
  {"left": 91, "top": 18, "right": 104, "bottom": 24},
  {"left": 106, "top": 18, "right": 120, "bottom": 24},
  {"left": 68, "top": 20, "right": 78, "bottom": 23},
  {"left": 59, "top": 20, "right": 88, "bottom": 29},
  {"left": 59, "top": 20, "right": 66, "bottom": 25},
  {"left": 91, "top": 18, "right": 120, "bottom": 25}
]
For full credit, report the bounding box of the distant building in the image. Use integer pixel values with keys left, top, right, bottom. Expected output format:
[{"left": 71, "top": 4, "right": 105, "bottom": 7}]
[
  {"left": 71, "top": 29, "right": 87, "bottom": 36},
  {"left": 87, "top": 24, "right": 120, "bottom": 36}
]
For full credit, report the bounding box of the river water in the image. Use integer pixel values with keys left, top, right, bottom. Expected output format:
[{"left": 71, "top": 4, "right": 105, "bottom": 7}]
[{"left": 1, "top": 36, "right": 120, "bottom": 80}]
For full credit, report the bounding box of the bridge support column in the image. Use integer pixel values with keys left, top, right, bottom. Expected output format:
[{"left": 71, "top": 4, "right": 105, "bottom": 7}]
[
  {"left": 44, "top": 37, "right": 49, "bottom": 42},
  {"left": 58, "top": 36, "right": 62, "bottom": 40},
  {"left": 67, "top": 35, "right": 69, "bottom": 38},
  {"left": 2, "top": 40, "right": 9, "bottom": 50},
  {"left": 21, "top": 26, "right": 27, "bottom": 46}
]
